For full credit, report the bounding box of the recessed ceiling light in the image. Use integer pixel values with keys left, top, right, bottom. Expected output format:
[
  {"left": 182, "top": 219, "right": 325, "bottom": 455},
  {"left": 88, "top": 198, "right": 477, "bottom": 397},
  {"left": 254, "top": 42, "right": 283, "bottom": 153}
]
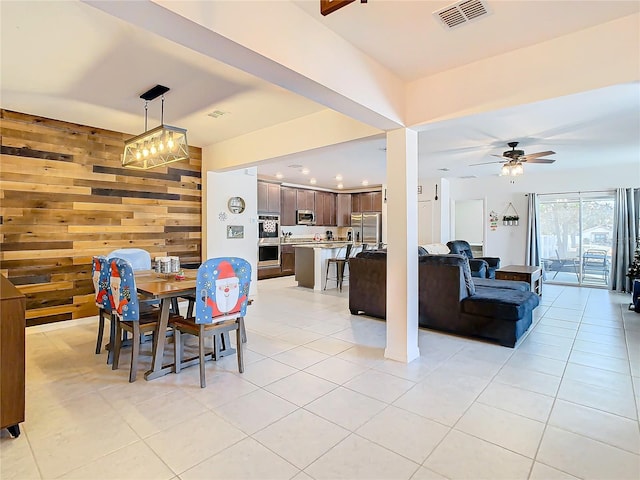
[
  {"left": 275, "top": 172, "right": 283, "bottom": 179},
  {"left": 310, "top": 178, "right": 317, "bottom": 184},
  {"left": 361, "top": 180, "right": 369, "bottom": 186},
  {"left": 335, "top": 174, "right": 343, "bottom": 181},
  {"left": 337, "top": 183, "right": 343, "bottom": 189},
  {"left": 301, "top": 168, "right": 310, "bottom": 175}
]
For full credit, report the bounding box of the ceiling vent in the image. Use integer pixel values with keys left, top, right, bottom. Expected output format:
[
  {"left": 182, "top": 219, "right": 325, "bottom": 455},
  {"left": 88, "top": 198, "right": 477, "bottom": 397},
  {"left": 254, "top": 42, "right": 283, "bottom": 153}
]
[
  {"left": 433, "top": 0, "right": 491, "bottom": 30},
  {"left": 207, "top": 110, "right": 228, "bottom": 118}
]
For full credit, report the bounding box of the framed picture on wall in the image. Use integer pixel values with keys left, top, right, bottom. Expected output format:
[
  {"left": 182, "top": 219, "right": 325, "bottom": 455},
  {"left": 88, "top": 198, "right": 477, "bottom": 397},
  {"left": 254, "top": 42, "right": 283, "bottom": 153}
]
[{"left": 227, "top": 225, "right": 244, "bottom": 239}]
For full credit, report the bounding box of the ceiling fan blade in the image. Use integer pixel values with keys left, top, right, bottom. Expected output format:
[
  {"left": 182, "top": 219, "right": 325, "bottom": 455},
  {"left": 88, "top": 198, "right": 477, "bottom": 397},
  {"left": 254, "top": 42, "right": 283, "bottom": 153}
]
[
  {"left": 470, "top": 160, "right": 506, "bottom": 166},
  {"left": 525, "top": 158, "right": 556, "bottom": 164},
  {"left": 519, "top": 150, "right": 555, "bottom": 161},
  {"left": 491, "top": 154, "right": 509, "bottom": 159}
]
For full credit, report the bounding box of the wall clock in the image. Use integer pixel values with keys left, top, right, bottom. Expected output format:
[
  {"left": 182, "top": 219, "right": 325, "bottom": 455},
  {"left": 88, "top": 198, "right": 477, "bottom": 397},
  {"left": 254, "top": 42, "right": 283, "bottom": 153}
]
[{"left": 227, "top": 196, "right": 246, "bottom": 214}]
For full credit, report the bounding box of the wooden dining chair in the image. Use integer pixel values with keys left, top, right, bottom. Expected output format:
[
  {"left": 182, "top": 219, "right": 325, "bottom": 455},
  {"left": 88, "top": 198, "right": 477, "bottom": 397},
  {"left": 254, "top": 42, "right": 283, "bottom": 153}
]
[
  {"left": 173, "top": 257, "right": 252, "bottom": 388},
  {"left": 108, "top": 258, "right": 180, "bottom": 382}
]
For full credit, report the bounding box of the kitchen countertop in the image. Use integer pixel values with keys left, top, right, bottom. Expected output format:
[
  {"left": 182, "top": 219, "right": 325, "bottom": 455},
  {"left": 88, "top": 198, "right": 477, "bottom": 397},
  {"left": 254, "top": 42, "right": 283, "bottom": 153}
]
[
  {"left": 292, "top": 243, "right": 351, "bottom": 249},
  {"left": 281, "top": 239, "right": 351, "bottom": 246}
]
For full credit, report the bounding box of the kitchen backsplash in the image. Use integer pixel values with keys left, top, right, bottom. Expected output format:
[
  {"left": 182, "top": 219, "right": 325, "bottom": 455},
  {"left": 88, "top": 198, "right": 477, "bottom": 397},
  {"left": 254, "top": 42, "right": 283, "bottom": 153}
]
[{"left": 280, "top": 225, "right": 351, "bottom": 241}]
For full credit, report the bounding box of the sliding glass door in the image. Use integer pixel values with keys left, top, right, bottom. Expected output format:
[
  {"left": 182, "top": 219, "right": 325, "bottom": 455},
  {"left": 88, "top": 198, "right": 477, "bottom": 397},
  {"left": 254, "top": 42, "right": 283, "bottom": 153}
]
[{"left": 539, "top": 191, "right": 614, "bottom": 287}]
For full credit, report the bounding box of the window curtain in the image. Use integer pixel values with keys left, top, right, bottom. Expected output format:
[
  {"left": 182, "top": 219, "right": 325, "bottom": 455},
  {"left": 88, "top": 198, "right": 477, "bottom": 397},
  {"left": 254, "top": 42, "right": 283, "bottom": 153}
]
[
  {"left": 611, "top": 187, "right": 639, "bottom": 292},
  {"left": 525, "top": 193, "right": 541, "bottom": 269}
]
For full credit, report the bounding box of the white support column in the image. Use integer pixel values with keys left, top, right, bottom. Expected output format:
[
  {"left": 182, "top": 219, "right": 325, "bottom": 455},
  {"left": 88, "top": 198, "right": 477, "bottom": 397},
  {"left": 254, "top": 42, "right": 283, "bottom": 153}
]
[{"left": 385, "top": 128, "right": 420, "bottom": 363}]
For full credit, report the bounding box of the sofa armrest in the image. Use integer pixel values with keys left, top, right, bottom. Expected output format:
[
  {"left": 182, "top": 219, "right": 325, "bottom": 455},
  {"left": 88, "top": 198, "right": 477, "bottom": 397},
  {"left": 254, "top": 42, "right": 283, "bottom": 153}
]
[
  {"left": 478, "top": 257, "right": 500, "bottom": 269},
  {"left": 468, "top": 259, "right": 488, "bottom": 278}
]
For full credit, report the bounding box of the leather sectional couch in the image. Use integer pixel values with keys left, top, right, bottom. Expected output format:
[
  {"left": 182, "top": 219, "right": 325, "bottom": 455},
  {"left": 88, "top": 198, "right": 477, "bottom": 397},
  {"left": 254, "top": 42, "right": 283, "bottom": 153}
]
[{"left": 348, "top": 251, "right": 539, "bottom": 347}]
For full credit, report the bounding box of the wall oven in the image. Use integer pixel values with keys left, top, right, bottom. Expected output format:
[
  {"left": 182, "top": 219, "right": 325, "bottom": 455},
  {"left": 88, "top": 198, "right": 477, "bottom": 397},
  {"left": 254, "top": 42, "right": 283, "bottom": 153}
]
[{"left": 258, "top": 214, "right": 280, "bottom": 268}]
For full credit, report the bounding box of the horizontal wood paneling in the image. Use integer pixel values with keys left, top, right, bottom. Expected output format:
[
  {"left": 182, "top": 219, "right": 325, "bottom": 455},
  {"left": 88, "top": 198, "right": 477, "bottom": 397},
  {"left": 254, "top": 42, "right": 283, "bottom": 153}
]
[{"left": 0, "top": 110, "right": 202, "bottom": 326}]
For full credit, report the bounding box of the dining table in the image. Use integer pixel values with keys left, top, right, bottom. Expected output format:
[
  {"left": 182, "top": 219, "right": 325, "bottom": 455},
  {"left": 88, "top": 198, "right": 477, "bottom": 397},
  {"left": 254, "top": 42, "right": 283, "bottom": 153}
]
[{"left": 134, "top": 269, "right": 197, "bottom": 380}]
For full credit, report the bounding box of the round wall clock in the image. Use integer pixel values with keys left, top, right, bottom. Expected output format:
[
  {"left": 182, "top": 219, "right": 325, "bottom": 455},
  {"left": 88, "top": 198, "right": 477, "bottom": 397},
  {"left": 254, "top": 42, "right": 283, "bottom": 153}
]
[{"left": 227, "top": 196, "right": 246, "bottom": 214}]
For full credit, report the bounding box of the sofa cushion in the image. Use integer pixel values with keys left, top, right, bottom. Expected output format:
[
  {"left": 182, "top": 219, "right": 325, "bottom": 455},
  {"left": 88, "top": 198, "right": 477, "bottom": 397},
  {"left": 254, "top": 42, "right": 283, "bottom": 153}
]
[
  {"left": 419, "top": 254, "right": 475, "bottom": 295},
  {"left": 462, "top": 288, "right": 539, "bottom": 321},
  {"left": 474, "top": 278, "right": 530, "bottom": 292}
]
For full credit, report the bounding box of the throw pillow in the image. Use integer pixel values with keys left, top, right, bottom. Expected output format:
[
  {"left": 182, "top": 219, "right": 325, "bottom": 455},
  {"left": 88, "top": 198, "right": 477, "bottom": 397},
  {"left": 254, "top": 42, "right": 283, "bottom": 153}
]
[{"left": 461, "top": 257, "right": 476, "bottom": 296}]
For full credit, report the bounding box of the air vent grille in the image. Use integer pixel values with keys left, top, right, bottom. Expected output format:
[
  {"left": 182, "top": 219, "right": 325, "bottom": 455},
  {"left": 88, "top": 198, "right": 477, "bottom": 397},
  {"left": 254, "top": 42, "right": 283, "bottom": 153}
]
[{"left": 434, "top": 0, "right": 490, "bottom": 29}]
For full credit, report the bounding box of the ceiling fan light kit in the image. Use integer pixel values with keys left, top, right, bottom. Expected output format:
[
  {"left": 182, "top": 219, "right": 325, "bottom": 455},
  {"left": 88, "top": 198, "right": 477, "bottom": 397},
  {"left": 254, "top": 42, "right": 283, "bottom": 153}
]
[
  {"left": 471, "top": 141, "right": 556, "bottom": 177},
  {"left": 122, "top": 85, "right": 190, "bottom": 170}
]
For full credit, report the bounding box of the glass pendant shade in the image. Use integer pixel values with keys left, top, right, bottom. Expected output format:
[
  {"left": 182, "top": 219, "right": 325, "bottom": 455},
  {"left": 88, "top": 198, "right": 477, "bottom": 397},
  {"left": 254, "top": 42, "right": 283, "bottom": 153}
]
[
  {"left": 123, "top": 124, "right": 188, "bottom": 170},
  {"left": 500, "top": 162, "right": 524, "bottom": 177}
]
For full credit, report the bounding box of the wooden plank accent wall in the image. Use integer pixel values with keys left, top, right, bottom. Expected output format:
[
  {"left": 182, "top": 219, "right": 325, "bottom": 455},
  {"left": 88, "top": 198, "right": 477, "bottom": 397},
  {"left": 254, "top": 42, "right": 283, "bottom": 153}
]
[{"left": 0, "top": 110, "right": 202, "bottom": 326}]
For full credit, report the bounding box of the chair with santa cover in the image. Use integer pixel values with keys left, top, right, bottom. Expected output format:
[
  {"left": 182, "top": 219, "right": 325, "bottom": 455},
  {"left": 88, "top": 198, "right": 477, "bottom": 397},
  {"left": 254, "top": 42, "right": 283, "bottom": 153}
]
[
  {"left": 172, "top": 257, "right": 252, "bottom": 388},
  {"left": 108, "top": 258, "right": 178, "bottom": 382},
  {"left": 92, "top": 256, "right": 113, "bottom": 359}
]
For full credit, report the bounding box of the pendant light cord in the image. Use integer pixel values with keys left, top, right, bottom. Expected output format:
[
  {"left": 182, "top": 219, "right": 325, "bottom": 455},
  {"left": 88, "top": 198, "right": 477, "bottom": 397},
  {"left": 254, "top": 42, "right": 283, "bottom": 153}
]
[
  {"left": 161, "top": 95, "right": 165, "bottom": 126},
  {"left": 144, "top": 100, "right": 148, "bottom": 132}
]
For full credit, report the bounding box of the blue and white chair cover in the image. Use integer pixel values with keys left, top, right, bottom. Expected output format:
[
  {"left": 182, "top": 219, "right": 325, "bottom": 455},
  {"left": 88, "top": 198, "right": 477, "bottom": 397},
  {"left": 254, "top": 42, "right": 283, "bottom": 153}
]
[
  {"left": 174, "top": 257, "right": 251, "bottom": 388},
  {"left": 92, "top": 256, "right": 112, "bottom": 356},
  {"left": 108, "top": 257, "right": 158, "bottom": 382}
]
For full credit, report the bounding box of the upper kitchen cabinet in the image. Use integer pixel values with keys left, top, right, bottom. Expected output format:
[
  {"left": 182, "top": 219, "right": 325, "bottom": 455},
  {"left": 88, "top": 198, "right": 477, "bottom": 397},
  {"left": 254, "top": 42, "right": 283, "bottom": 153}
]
[
  {"left": 351, "top": 191, "right": 383, "bottom": 213},
  {"left": 296, "top": 189, "right": 316, "bottom": 211},
  {"left": 257, "top": 181, "right": 281, "bottom": 213},
  {"left": 315, "top": 191, "right": 337, "bottom": 226},
  {"left": 371, "top": 191, "right": 383, "bottom": 211},
  {"left": 351, "top": 194, "right": 360, "bottom": 214},
  {"left": 337, "top": 194, "right": 351, "bottom": 226},
  {"left": 281, "top": 186, "right": 297, "bottom": 226}
]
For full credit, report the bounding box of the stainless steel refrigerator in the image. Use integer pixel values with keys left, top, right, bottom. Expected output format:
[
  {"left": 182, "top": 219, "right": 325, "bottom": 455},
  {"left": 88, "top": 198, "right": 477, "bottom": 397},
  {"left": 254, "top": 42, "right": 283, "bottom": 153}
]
[{"left": 351, "top": 212, "right": 382, "bottom": 246}]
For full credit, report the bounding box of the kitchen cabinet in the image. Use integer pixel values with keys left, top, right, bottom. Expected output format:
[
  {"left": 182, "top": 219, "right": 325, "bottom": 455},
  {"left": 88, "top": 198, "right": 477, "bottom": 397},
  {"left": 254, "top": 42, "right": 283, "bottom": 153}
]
[
  {"left": 359, "top": 192, "right": 373, "bottom": 212},
  {"left": 315, "top": 191, "right": 337, "bottom": 226},
  {"left": 326, "top": 192, "right": 336, "bottom": 226},
  {"left": 351, "top": 191, "right": 383, "bottom": 214},
  {"left": 257, "top": 266, "right": 282, "bottom": 280},
  {"left": 371, "top": 191, "right": 383, "bottom": 211},
  {"left": 280, "top": 245, "right": 295, "bottom": 275},
  {"left": 281, "top": 186, "right": 297, "bottom": 226},
  {"left": 296, "top": 189, "right": 315, "bottom": 211},
  {"left": 337, "top": 194, "right": 351, "bottom": 226},
  {"left": 351, "top": 193, "right": 360, "bottom": 214},
  {"left": 257, "top": 181, "right": 281, "bottom": 213},
  {"left": 0, "top": 275, "right": 25, "bottom": 438}
]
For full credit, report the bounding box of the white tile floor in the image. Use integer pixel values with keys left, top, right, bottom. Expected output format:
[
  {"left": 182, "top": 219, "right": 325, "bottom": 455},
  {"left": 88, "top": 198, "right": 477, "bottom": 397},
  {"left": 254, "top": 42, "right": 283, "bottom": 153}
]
[{"left": 2, "top": 277, "right": 639, "bottom": 480}]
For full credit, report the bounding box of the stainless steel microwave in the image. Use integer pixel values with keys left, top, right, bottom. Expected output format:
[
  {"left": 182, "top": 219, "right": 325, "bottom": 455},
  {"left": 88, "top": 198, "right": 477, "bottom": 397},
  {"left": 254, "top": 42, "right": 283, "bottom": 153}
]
[{"left": 296, "top": 210, "right": 315, "bottom": 225}]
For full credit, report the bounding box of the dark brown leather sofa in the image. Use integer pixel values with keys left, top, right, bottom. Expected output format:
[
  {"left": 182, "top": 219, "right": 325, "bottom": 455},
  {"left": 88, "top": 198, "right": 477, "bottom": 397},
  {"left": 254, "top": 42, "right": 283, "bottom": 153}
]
[{"left": 348, "top": 251, "right": 539, "bottom": 347}]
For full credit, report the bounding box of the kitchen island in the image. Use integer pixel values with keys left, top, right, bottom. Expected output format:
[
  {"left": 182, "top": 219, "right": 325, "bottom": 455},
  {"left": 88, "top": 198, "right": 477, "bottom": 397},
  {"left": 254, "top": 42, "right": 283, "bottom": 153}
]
[{"left": 293, "top": 242, "right": 358, "bottom": 290}]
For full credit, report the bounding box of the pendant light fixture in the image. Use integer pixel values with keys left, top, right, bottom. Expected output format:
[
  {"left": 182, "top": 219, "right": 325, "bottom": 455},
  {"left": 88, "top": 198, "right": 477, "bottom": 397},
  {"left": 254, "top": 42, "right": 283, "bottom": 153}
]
[{"left": 122, "top": 85, "right": 189, "bottom": 170}]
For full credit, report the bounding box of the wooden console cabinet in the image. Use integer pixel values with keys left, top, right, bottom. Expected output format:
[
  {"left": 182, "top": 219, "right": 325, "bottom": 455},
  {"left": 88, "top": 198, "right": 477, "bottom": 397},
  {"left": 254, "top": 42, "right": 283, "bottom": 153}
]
[{"left": 0, "top": 274, "right": 26, "bottom": 437}]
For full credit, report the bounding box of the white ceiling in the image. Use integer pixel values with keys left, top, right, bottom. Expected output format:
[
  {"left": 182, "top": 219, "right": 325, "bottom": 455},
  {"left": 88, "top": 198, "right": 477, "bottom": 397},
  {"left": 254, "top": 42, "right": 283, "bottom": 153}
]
[{"left": 1, "top": 1, "right": 639, "bottom": 190}]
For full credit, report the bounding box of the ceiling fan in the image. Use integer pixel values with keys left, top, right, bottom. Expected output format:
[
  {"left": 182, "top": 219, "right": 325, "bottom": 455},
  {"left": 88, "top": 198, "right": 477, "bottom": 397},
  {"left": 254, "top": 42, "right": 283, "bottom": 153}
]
[{"left": 471, "top": 141, "right": 556, "bottom": 176}]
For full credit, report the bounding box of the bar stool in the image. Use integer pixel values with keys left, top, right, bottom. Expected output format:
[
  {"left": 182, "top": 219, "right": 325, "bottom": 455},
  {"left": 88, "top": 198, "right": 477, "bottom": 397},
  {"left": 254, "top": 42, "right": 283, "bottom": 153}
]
[{"left": 324, "top": 244, "right": 352, "bottom": 291}]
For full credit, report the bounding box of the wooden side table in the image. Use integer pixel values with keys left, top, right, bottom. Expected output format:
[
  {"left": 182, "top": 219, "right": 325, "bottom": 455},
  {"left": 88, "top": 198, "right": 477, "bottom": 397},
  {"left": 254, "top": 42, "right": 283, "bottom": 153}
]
[{"left": 495, "top": 265, "right": 543, "bottom": 296}]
